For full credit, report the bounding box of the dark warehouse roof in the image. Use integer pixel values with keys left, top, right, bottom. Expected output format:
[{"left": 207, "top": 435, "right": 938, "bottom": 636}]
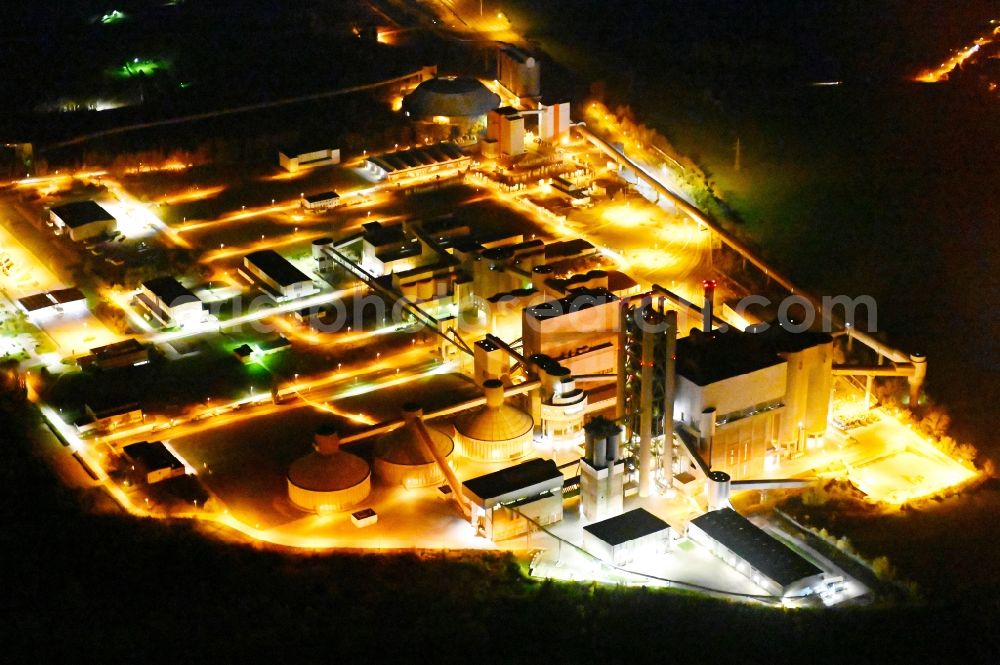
[
  {"left": 50, "top": 200, "right": 115, "bottom": 228},
  {"left": 245, "top": 250, "right": 311, "bottom": 287},
  {"left": 690, "top": 508, "right": 822, "bottom": 587},
  {"left": 676, "top": 328, "right": 786, "bottom": 386},
  {"left": 583, "top": 508, "right": 670, "bottom": 547},
  {"left": 463, "top": 458, "right": 562, "bottom": 502}
]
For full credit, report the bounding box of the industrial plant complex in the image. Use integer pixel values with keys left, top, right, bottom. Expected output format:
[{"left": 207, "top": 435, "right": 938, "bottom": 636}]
[{"left": 0, "top": 1, "right": 983, "bottom": 612}]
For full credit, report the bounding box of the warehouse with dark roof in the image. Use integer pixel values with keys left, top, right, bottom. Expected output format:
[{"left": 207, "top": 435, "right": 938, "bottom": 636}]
[
  {"left": 687, "top": 508, "right": 824, "bottom": 597},
  {"left": 241, "top": 250, "right": 316, "bottom": 300},
  {"left": 49, "top": 201, "right": 117, "bottom": 241}
]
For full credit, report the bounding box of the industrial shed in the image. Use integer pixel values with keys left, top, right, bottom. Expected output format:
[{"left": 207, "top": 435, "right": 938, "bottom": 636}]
[
  {"left": 583, "top": 508, "right": 671, "bottom": 566},
  {"left": 463, "top": 458, "right": 564, "bottom": 541},
  {"left": 687, "top": 508, "right": 824, "bottom": 597}
]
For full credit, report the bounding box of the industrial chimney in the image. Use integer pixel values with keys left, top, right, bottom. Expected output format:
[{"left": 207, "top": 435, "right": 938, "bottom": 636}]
[{"left": 702, "top": 279, "right": 716, "bottom": 332}]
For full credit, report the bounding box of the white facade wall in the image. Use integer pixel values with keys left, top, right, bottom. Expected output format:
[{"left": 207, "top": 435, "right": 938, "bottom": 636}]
[{"left": 287, "top": 475, "right": 371, "bottom": 513}]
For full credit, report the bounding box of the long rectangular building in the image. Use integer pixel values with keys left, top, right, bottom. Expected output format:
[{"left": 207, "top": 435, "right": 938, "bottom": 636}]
[
  {"left": 463, "top": 458, "right": 564, "bottom": 541},
  {"left": 242, "top": 250, "right": 316, "bottom": 300},
  {"left": 687, "top": 508, "right": 824, "bottom": 597}
]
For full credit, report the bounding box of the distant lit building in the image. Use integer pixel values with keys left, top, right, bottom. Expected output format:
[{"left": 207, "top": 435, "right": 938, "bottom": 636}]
[
  {"left": 278, "top": 146, "right": 340, "bottom": 173},
  {"left": 241, "top": 250, "right": 317, "bottom": 300},
  {"left": 16, "top": 288, "right": 87, "bottom": 319},
  {"left": 122, "top": 440, "right": 185, "bottom": 485},
  {"left": 522, "top": 287, "right": 620, "bottom": 377},
  {"left": 537, "top": 100, "right": 571, "bottom": 142},
  {"left": 486, "top": 106, "right": 525, "bottom": 156},
  {"left": 359, "top": 221, "right": 424, "bottom": 276},
  {"left": 497, "top": 44, "right": 541, "bottom": 100},
  {"left": 78, "top": 338, "right": 149, "bottom": 370},
  {"left": 579, "top": 416, "right": 625, "bottom": 522},
  {"left": 674, "top": 328, "right": 787, "bottom": 480},
  {"left": 137, "top": 276, "right": 206, "bottom": 328},
  {"left": 49, "top": 201, "right": 116, "bottom": 241},
  {"left": 76, "top": 401, "right": 144, "bottom": 434},
  {"left": 363, "top": 143, "right": 471, "bottom": 182},
  {"left": 301, "top": 190, "right": 341, "bottom": 210}
]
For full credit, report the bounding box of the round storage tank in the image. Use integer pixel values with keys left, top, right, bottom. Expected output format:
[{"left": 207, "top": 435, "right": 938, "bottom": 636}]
[
  {"left": 374, "top": 405, "right": 454, "bottom": 488},
  {"left": 402, "top": 76, "right": 500, "bottom": 123},
  {"left": 455, "top": 379, "right": 534, "bottom": 462},
  {"left": 311, "top": 236, "right": 334, "bottom": 260},
  {"left": 287, "top": 430, "right": 371, "bottom": 514}
]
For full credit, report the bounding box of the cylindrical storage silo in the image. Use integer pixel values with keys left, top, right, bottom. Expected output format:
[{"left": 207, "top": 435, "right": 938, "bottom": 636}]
[
  {"left": 454, "top": 379, "right": 534, "bottom": 462},
  {"left": 311, "top": 236, "right": 334, "bottom": 260},
  {"left": 705, "top": 470, "right": 731, "bottom": 511},
  {"left": 287, "top": 427, "right": 371, "bottom": 513},
  {"left": 374, "top": 405, "right": 454, "bottom": 488}
]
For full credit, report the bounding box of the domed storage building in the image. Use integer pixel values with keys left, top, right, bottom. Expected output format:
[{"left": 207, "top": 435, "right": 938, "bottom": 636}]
[
  {"left": 287, "top": 426, "right": 371, "bottom": 514},
  {"left": 455, "top": 379, "right": 534, "bottom": 462},
  {"left": 374, "top": 405, "right": 455, "bottom": 488},
  {"left": 402, "top": 76, "right": 500, "bottom": 139}
]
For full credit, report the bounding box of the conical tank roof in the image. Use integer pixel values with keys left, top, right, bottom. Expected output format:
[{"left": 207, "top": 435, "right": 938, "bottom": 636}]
[
  {"left": 455, "top": 379, "right": 533, "bottom": 442},
  {"left": 374, "top": 404, "right": 454, "bottom": 465},
  {"left": 287, "top": 450, "right": 370, "bottom": 492}
]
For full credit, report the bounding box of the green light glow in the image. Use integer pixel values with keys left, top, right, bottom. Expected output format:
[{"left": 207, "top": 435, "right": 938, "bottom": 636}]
[
  {"left": 100, "top": 10, "right": 127, "bottom": 24},
  {"left": 110, "top": 58, "right": 171, "bottom": 79}
]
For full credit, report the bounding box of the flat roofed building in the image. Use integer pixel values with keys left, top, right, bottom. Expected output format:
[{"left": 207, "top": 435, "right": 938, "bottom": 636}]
[
  {"left": 463, "top": 458, "right": 564, "bottom": 541},
  {"left": 687, "top": 507, "right": 824, "bottom": 597},
  {"left": 583, "top": 508, "right": 671, "bottom": 566},
  {"left": 487, "top": 106, "right": 525, "bottom": 157},
  {"left": 364, "top": 143, "right": 471, "bottom": 182},
  {"left": 79, "top": 338, "right": 149, "bottom": 370},
  {"left": 360, "top": 221, "right": 424, "bottom": 276},
  {"left": 538, "top": 100, "right": 571, "bottom": 141},
  {"left": 122, "top": 440, "right": 185, "bottom": 485},
  {"left": 278, "top": 147, "right": 340, "bottom": 173},
  {"left": 522, "top": 287, "right": 620, "bottom": 377},
  {"left": 302, "top": 190, "right": 341, "bottom": 210},
  {"left": 17, "top": 287, "right": 85, "bottom": 315},
  {"left": 749, "top": 322, "right": 835, "bottom": 451},
  {"left": 77, "top": 400, "right": 143, "bottom": 434},
  {"left": 242, "top": 249, "right": 316, "bottom": 300},
  {"left": 138, "top": 276, "right": 205, "bottom": 327},
  {"left": 675, "top": 328, "right": 787, "bottom": 479},
  {"left": 50, "top": 201, "right": 117, "bottom": 241}
]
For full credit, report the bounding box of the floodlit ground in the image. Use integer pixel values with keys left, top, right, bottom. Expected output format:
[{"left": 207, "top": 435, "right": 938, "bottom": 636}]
[
  {"left": 847, "top": 419, "right": 976, "bottom": 503},
  {"left": 33, "top": 311, "right": 122, "bottom": 356},
  {"left": 568, "top": 197, "right": 713, "bottom": 292},
  {"left": 0, "top": 223, "right": 64, "bottom": 298}
]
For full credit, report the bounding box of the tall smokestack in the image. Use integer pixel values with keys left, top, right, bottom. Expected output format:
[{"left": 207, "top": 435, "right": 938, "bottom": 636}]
[
  {"left": 638, "top": 299, "right": 655, "bottom": 498},
  {"left": 702, "top": 279, "right": 716, "bottom": 332},
  {"left": 662, "top": 309, "right": 677, "bottom": 487}
]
